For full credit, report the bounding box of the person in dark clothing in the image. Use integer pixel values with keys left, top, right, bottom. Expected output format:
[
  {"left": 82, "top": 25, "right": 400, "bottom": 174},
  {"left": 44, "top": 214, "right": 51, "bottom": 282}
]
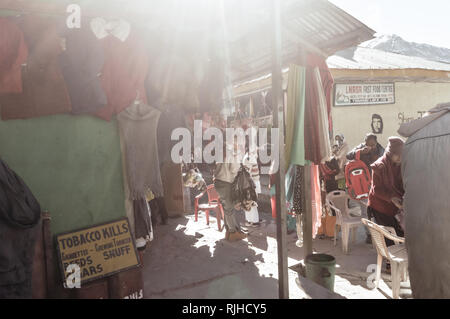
[
  {"left": 346, "top": 133, "right": 385, "bottom": 244},
  {"left": 320, "top": 145, "right": 340, "bottom": 194},
  {"left": 346, "top": 133, "right": 385, "bottom": 172},
  {"left": 367, "top": 137, "right": 405, "bottom": 247},
  {"left": 149, "top": 196, "right": 168, "bottom": 226}
]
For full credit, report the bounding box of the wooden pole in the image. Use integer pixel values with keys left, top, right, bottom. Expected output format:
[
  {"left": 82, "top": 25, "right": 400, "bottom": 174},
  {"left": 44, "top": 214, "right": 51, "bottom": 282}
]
[{"left": 271, "top": 0, "right": 289, "bottom": 299}]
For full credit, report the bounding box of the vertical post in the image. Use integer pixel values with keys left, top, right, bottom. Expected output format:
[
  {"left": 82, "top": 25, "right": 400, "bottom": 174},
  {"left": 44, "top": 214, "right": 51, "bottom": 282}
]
[
  {"left": 297, "top": 47, "right": 313, "bottom": 258},
  {"left": 271, "top": 0, "right": 289, "bottom": 299}
]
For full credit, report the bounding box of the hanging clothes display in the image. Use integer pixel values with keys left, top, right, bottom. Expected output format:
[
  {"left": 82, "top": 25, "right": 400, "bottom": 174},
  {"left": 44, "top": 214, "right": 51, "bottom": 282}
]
[
  {"left": 314, "top": 67, "right": 332, "bottom": 163},
  {"left": 59, "top": 22, "right": 107, "bottom": 114},
  {"left": 0, "top": 16, "right": 72, "bottom": 120},
  {"left": 117, "top": 101, "right": 163, "bottom": 200},
  {"left": 0, "top": 17, "right": 28, "bottom": 94},
  {"left": 307, "top": 54, "right": 334, "bottom": 136},
  {"left": 0, "top": 158, "right": 41, "bottom": 299},
  {"left": 285, "top": 64, "right": 307, "bottom": 167},
  {"left": 304, "top": 65, "right": 321, "bottom": 164},
  {"left": 311, "top": 165, "right": 323, "bottom": 239},
  {"left": 91, "top": 18, "right": 149, "bottom": 121}
]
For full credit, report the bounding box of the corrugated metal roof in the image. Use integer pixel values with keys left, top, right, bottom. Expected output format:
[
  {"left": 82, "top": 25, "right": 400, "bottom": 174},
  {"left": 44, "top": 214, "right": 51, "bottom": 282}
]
[
  {"left": 0, "top": 0, "right": 375, "bottom": 84},
  {"left": 229, "top": 0, "right": 375, "bottom": 83}
]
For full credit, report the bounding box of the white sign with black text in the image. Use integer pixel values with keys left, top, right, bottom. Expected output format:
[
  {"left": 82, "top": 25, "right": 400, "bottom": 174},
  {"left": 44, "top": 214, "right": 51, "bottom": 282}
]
[{"left": 334, "top": 83, "right": 395, "bottom": 106}]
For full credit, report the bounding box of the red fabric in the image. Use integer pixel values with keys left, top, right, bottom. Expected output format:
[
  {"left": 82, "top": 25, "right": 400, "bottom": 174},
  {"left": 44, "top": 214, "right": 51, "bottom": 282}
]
[
  {"left": 304, "top": 65, "right": 321, "bottom": 164},
  {"left": 306, "top": 54, "right": 335, "bottom": 136},
  {"left": 95, "top": 29, "right": 149, "bottom": 121},
  {"left": 368, "top": 155, "right": 404, "bottom": 217},
  {"left": 1, "top": 16, "right": 71, "bottom": 120},
  {"left": 0, "top": 18, "right": 28, "bottom": 94}
]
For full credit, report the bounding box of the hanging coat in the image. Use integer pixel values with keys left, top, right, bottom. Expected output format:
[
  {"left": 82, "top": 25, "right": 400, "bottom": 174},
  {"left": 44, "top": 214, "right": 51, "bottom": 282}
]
[{"left": 400, "top": 103, "right": 450, "bottom": 299}]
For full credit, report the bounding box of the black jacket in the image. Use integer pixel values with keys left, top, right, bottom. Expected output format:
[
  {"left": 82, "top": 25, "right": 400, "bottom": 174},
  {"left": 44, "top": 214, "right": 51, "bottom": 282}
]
[
  {"left": 0, "top": 158, "right": 41, "bottom": 298},
  {"left": 346, "top": 142, "right": 385, "bottom": 171}
]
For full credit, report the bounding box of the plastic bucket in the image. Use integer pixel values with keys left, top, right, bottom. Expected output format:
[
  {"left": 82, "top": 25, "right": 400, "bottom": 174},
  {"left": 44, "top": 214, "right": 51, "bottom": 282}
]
[{"left": 304, "top": 254, "right": 336, "bottom": 292}]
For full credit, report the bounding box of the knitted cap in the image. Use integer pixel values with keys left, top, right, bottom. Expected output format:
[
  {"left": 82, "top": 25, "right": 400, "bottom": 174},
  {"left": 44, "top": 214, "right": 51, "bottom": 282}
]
[{"left": 386, "top": 136, "right": 404, "bottom": 156}]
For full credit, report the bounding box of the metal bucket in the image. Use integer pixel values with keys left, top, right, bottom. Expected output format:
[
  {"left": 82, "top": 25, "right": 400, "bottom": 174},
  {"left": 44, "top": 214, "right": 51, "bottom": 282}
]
[{"left": 305, "top": 254, "right": 336, "bottom": 292}]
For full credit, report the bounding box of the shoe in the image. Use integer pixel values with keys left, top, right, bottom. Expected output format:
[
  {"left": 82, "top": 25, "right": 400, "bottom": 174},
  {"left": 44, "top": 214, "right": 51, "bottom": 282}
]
[{"left": 227, "top": 231, "right": 247, "bottom": 242}]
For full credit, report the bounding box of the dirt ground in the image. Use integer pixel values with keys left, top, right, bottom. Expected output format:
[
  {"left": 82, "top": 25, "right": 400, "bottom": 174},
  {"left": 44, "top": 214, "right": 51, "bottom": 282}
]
[{"left": 142, "top": 206, "right": 412, "bottom": 299}]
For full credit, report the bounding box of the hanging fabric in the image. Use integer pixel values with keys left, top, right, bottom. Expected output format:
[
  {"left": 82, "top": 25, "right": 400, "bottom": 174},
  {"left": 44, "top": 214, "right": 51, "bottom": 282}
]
[
  {"left": 311, "top": 164, "right": 323, "bottom": 239},
  {"left": 285, "top": 64, "right": 307, "bottom": 167},
  {"left": 94, "top": 21, "right": 149, "bottom": 121},
  {"left": 0, "top": 17, "right": 28, "bottom": 95},
  {"left": 314, "top": 67, "right": 332, "bottom": 163},
  {"left": 304, "top": 65, "right": 321, "bottom": 164},
  {"left": 90, "top": 17, "right": 131, "bottom": 42},
  {"left": 307, "top": 54, "right": 335, "bottom": 137},
  {"left": 59, "top": 22, "right": 107, "bottom": 114},
  {"left": 118, "top": 101, "right": 163, "bottom": 200},
  {"left": 1, "top": 15, "right": 72, "bottom": 120}
]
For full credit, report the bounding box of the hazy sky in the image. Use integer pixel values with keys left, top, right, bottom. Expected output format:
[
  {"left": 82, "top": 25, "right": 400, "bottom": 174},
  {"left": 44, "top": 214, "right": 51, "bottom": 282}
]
[{"left": 329, "top": 0, "right": 450, "bottom": 49}]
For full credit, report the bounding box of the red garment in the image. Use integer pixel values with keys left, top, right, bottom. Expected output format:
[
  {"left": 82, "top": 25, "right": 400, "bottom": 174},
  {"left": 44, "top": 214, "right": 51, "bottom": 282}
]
[
  {"left": 307, "top": 54, "right": 334, "bottom": 136},
  {"left": 0, "top": 18, "right": 28, "bottom": 94},
  {"left": 0, "top": 16, "right": 71, "bottom": 120},
  {"left": 368, "top": 155, "right": 404, "bottom": 217},
  {"left": 95, "top": 29, "right": 149, "bottom": 121},
  {"left": 304, "top": 65, "right": 321, "bottom": 164}
]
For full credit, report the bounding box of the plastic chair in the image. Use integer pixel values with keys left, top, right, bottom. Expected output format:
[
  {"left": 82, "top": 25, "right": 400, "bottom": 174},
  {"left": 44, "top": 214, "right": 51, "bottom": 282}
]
[
  {"left": 325, "top": 190, "right": 363, "bottom": 254},
  {"left": 361, "top": 218, "right": 408, "bottom": 299},
  {"left": 194, "top": 185, "right": 225, "bottom": 231}
]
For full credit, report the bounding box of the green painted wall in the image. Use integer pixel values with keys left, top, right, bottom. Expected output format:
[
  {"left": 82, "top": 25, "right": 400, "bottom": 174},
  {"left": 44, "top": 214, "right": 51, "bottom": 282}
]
[{"left": 0, "top": 114, "right": 126, "bottom": 235}]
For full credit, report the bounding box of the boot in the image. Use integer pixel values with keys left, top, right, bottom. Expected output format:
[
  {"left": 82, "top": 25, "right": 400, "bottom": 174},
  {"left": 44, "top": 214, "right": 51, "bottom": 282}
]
[{"left": 227, "top": 231, "right": 247, "bottom": 242}]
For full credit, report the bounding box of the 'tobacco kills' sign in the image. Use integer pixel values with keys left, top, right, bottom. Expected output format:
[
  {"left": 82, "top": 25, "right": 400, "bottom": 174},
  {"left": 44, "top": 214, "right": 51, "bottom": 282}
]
[
  {"left": 334, "top": 83, "right": 395, "bottom": 106},
  {"left": 56, "top": 218, "right": 140, "bottom": 286}
]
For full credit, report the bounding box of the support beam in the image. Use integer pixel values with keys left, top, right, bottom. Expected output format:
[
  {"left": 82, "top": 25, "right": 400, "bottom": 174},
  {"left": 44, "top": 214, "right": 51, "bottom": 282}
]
[{"left": 271, "top": 0, "right": 289, "bottom": 300}]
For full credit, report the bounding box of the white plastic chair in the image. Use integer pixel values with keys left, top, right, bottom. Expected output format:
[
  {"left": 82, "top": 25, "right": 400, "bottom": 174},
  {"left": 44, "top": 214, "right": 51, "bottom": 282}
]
[
  {"left": 326, "top": 190, "right": 363, "bottom": 254},
  {"left": 361, "top": 218, "right": 408, "bottom": 299}
]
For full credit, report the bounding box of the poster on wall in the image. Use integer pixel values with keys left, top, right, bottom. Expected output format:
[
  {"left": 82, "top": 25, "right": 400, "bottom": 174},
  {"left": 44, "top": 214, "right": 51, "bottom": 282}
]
[
  {"left": 334, "top": 83, "right": 395, "bottom": 106},
  {"left": 56, "top": 218, "right": 140, "bottom": 286}
]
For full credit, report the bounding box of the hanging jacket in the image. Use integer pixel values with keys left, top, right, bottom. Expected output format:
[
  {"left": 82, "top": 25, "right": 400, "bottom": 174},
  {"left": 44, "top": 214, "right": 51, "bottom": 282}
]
[{"left": 0, "top": 158, "right": 41, "bottom": 298}]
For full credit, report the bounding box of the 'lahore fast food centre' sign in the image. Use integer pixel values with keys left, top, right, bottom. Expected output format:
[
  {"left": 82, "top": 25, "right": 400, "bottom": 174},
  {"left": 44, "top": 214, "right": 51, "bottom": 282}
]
[
  {"left": 334, "top": 83, "right": 395, "bottom": 106},
  {"left": 56, "top": 218, "right": 140, "bottom": 285}
]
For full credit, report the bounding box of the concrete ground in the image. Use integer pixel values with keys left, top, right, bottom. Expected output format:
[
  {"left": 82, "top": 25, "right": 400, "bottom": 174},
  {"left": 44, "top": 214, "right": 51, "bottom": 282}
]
[{"left": 142, "top": 207, "right": 412, "bottom": 299}]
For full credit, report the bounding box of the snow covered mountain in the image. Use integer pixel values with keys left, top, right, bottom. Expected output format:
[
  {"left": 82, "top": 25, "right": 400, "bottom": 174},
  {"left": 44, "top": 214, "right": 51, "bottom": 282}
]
[
  {"left": 359, "top": 34, "right": 450, "bottom": 64},
  {"left": 327, "top": 34, "right": 450, "bottom": 70}
]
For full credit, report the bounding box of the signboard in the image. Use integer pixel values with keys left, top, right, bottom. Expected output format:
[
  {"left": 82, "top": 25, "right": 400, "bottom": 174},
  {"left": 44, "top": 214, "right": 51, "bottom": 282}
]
[
  {"left": 334, "top": 83, "right": 395, "bottom": 106},
  {"left": 56, "top": 218, "right": 140, "bottom": 286}
]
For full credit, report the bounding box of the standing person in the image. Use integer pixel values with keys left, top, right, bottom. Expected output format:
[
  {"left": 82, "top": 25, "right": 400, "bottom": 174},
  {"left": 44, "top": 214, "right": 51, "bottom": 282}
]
[
  {"left": 320, "top": 145, "right": 340, "bottom": 194},
  {"left": 346, "top": 133, "right": 385, "bottom": 244},
  {"left": 367, "top": 137, "right": 405, "bottom": 247},
  {"left": 346, "top": 133, "right": 385, "bottom": 170},
  {"left": 242, "top": 145, "right": 261, "bottom": 227},
  {"left": 214, "top": 138, "right": 247, "bottom": 242},
  {"left": 334, "top": 134, "right": 349, "bottom": 189}
]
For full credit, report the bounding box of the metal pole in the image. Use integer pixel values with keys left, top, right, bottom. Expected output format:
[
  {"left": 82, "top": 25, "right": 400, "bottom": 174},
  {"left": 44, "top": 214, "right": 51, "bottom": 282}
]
[{"left": 271, "top": 0, "right": 289, "bottom": 299}]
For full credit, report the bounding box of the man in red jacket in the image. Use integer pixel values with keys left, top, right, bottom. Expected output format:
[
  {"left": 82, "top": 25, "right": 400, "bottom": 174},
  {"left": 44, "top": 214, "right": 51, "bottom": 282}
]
[{"left": 367, "top": 137, "right": 405, "bottom": 247}]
